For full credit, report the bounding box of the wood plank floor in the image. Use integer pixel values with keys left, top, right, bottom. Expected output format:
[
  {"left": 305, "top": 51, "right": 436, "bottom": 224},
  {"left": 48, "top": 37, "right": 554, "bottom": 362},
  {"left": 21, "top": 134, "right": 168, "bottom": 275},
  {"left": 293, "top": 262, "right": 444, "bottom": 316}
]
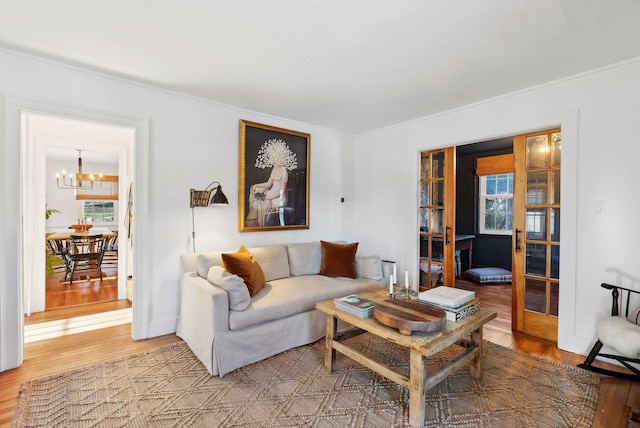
[
  {"left": 45, "top": 265, "right": 119, "bottom": 310},
  {"left": 1, "top": 287, "right": 637, "bottom": 427},
  {"left": 456, "top": 277, "right": 639, "bottom": 427}
]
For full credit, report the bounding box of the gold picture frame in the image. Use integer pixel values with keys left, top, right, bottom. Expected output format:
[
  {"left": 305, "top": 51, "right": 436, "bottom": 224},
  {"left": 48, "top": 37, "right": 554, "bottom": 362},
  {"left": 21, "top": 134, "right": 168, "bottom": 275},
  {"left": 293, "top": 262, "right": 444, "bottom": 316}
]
[{"left": 239, "top": 120, "right": 310, "bottom": 232}]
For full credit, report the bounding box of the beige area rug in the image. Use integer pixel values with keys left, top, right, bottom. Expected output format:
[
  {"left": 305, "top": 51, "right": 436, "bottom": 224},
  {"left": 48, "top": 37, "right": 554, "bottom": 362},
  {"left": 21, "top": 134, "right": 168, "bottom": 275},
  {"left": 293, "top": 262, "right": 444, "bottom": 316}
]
[{"left": 13, "top": 335, "right": 599, "bottom": 427}]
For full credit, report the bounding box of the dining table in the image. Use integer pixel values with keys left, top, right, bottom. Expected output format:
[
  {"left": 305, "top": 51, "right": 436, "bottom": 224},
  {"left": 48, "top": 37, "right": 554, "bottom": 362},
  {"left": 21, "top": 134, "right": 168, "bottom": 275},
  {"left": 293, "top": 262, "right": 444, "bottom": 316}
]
[{"left": 46, "top": 227, "right": 117, "bottom": 241}]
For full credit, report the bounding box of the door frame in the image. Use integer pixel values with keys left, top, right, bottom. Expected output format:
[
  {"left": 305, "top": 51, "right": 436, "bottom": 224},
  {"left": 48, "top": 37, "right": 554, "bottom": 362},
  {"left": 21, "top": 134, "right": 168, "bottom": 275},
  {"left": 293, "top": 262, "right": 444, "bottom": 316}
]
[{"left": 0, "top": 95, "right": 150, "bottom": 372}]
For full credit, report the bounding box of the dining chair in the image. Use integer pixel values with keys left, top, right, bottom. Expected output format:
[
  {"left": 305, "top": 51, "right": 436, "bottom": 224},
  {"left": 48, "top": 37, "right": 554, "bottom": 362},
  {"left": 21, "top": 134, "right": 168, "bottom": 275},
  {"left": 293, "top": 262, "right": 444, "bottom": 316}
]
[
  {"left": 101, "top": 234, "right": 118, "bottom": 269},
  {"left": 62, "top": 234, "right": 106, "bottom": 284}
]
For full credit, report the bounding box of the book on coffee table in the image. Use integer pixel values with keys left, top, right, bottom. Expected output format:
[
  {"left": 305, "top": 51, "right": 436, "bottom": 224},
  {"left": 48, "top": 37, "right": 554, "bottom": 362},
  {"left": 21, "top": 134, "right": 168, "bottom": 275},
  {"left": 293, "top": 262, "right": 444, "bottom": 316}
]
[
  {"left": 418, "top": 297, "right": 480, "bottom": 322},
  {"left": 418, "top": 286, "right": 475, "bottom": 308},
  {"left": 334, "top": 295, "right": 376, "bottom": 318},
  {"left": 440, "top": 301, "right": 480, "bottom": 322}
]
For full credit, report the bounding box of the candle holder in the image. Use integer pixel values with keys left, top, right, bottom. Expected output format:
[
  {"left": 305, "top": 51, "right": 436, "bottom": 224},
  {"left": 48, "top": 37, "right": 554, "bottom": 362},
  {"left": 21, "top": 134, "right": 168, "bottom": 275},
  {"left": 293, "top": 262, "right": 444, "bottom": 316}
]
[{"left": 395, "top": 285, "right": 418, "bottom": 300}]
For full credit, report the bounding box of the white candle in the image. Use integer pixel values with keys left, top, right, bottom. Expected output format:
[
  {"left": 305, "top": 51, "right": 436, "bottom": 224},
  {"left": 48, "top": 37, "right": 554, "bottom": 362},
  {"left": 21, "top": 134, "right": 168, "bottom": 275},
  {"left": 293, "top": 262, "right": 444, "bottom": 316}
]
[
  {"left": 393, "top": 264, "right": 397, "bottom": 285},
  {"left": 389, "top": 275, "right": 394, "bottom": 294},
  {"left": 405, "top": 271, "right": 409, "bottom": 288}
]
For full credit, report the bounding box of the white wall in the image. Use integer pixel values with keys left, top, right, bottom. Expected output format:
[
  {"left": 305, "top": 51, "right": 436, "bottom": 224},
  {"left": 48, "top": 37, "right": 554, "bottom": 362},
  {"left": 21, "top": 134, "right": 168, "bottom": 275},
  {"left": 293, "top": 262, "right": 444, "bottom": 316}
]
[
  {"left": 46, "top": 158, "right": 119, "bottom": 230},
  {"left": 351, "top": 57, "right": 640, "bottom": 355},
  {"left": 0, "top": 48, "right": 354, "bottom": 370}
]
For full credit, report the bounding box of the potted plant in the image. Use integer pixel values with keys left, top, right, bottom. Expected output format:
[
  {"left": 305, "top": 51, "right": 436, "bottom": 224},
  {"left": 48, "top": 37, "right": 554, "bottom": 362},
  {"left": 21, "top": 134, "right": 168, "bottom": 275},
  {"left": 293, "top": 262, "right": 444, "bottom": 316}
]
[{"left": 45, "top": 205, "right": 64, "bottom": 278}]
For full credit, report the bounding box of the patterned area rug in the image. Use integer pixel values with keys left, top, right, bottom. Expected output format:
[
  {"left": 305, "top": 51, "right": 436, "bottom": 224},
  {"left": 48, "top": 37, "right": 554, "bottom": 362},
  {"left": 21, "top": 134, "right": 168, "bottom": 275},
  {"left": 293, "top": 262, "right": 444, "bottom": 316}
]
[{"left": 13, "top": 335, "right": 599, "bottom": 427}]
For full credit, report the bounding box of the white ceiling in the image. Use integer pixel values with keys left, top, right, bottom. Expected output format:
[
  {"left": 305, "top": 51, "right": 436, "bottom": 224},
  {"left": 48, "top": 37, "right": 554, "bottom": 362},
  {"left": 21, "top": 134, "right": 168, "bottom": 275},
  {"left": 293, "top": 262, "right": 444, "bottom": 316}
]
[{"left": 2, "top": 0, "right": 640, "bottom": 134}]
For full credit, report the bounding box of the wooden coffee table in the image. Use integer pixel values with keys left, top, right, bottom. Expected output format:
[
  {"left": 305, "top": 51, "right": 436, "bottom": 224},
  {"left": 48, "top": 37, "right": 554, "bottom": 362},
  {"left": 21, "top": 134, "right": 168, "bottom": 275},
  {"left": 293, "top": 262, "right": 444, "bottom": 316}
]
[{"left": 316, "top": 288, "right": 497, "bottom": 427}]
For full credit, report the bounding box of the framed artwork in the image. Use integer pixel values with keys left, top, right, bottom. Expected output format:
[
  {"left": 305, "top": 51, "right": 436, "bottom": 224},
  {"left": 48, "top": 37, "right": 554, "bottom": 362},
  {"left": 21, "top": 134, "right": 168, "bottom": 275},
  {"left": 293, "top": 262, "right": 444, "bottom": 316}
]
[{"left": 239, "top": 120, "right": 310, "bottom": 232}]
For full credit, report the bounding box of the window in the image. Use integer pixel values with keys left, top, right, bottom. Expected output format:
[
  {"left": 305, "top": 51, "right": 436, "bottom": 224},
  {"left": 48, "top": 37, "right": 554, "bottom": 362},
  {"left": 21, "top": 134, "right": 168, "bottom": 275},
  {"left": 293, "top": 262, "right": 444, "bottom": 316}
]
[
  {"left": 479, "top": 173, "right": 513, "bottom": 235},
  {"left": 82, "top": 201, "right": 116, "bottom": 223}
]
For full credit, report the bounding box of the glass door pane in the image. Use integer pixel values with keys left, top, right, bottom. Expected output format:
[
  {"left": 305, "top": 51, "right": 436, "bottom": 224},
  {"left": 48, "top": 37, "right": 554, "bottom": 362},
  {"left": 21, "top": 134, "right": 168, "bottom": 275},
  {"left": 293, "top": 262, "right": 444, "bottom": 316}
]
[
  {"left": 419, "top": 149, "right": 454, "bottom": 290},
  {"left": 523, "top": 131, "right": 560, "bottom": 318},
  {"left": 513, "top": 129, "right": 561, "bottom": 342}
]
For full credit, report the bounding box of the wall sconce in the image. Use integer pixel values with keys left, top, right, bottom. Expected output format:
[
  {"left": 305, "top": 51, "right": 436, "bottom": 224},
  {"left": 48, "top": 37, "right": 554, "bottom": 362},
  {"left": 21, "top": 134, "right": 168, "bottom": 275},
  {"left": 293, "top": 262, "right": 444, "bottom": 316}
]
[
  {"left": 190, "top": 181, "right": 229, "bottom": 251},
  {"left": 190, "top": 181, "right": 229, "bottom": 207}
]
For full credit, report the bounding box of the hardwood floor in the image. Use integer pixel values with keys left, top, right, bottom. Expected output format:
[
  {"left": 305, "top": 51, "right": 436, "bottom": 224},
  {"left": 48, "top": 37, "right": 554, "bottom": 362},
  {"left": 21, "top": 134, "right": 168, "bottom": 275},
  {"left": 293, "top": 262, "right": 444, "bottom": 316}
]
[
  {"left": 1, "top": 287, "right": 638, "bottom": 427},
  {"left": 25, "top": 300, "right": 131, "bottom": 326},
  {"left": 45, "top": 264, "right": 118, "bottom": 310},
  {"left": 456, "top": 277, "right": 512, "bottom": 332},
  {"left": 456, "top": 277, "right": 639, "bottom": 427}
]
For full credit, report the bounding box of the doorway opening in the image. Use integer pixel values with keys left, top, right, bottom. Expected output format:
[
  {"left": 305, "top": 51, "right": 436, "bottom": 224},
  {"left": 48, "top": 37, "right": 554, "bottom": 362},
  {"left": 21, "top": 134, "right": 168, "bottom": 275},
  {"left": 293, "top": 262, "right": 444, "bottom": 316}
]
[
  {"left": 21, "top": 112, "right": 135, "bottom": 342},
  {"left": 454, "top": 137, "right": 514, "bottom": 333}
]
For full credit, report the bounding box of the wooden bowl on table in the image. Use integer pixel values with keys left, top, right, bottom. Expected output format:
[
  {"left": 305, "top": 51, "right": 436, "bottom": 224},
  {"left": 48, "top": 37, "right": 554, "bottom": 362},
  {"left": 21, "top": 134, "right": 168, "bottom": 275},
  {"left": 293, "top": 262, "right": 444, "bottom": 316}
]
[{"left": 71, "top": 224, "right": 93, "bottom": 232}]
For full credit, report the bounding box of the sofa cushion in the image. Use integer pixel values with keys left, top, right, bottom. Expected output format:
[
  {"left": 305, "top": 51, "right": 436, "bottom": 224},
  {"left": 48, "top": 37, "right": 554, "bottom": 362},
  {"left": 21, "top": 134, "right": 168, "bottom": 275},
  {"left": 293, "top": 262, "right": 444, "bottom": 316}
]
[
  {"left": 222, "top": 246, "right": 266, "bottom": 296},
  {"left": 319, "top": 241, "right": 358, "bottom": 278},
  {"left": 207, "top": 266, "right": 251, "bottom": 311},
  {"left": 228, "top": 275, "right": 381, "bottom": 330},
  {"left": 196, "top": 252, "right": 223, "bottom": 278},
  {"left": 356, "top": 255, "right": 384, "bottom": 280},
  {"left": 286, "top": 242, "right": 322, "bottom": 276},
  {"left": 249, "top": 245, "right": 290, "bottom": 282}
]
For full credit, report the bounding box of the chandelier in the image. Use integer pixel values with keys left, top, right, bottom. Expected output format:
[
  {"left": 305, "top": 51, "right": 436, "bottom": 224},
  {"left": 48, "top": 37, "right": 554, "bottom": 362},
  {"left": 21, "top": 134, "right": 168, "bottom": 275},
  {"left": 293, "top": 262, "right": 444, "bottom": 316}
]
[{"left": 56, "top": 149, "right": 103, "bottom": 190}]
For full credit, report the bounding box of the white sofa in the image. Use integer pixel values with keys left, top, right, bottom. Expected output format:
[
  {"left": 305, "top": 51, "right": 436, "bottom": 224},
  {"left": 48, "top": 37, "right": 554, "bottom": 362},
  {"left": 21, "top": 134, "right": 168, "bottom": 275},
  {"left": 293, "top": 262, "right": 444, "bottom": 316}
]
[{"left": 177, "top": 241, "right": 387, "bottom": 377}]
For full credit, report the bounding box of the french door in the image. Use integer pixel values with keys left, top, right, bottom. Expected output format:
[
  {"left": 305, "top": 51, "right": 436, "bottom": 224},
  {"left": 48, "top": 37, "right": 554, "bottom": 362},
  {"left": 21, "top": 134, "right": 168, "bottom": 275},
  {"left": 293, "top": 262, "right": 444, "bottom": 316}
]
[
  {"left": 419, "top": 148, "right": 456, "bottom": 289},
  {"left": 513, "top": 129, "right": 561, "bottom": 341}
]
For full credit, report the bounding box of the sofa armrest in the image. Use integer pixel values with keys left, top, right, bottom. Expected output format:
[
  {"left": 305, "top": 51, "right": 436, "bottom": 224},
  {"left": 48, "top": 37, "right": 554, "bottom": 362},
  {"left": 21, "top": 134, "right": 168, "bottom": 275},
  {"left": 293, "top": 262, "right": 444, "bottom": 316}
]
[{"left": 176, "top": 272, "right": 230, "bottom": 374}]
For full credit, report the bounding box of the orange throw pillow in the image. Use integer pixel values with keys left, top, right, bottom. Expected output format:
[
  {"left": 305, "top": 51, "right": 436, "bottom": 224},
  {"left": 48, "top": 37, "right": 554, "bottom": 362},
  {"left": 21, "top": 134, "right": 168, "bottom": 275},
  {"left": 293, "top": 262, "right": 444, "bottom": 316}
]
[
  {"left": 221, "top": 245, "right": 266, "bottom": 296},
  {"left": 319, "top": 241, "right": 359, "bottom": 279}
]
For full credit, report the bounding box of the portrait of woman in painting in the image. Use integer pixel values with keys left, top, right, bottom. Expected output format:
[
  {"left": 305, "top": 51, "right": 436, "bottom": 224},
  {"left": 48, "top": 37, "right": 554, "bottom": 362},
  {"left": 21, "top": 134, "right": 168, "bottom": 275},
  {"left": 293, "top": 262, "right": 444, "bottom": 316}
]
[{"left": 245, "top": 138, "right": 298, "bottom": 227}]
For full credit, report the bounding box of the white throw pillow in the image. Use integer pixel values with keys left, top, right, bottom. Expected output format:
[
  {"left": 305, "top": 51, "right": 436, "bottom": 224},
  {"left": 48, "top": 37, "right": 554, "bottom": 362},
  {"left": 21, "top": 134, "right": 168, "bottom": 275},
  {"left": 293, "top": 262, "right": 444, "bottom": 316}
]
[
  {"left": 356, "top": 255, "right": 384, "bottom": 280},
  {"left": 207, "top": 266, "right": 251, "bottom": 311}
]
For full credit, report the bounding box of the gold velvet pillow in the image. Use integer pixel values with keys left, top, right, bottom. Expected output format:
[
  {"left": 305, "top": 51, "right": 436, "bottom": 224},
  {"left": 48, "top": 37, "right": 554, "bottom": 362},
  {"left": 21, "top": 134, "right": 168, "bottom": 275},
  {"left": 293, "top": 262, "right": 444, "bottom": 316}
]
[
  {"left": 319, "top": 241, "right": 359, "bottom": 279},
  {"left": 221, "top": 245, "right": 266, "bottom": 296}
]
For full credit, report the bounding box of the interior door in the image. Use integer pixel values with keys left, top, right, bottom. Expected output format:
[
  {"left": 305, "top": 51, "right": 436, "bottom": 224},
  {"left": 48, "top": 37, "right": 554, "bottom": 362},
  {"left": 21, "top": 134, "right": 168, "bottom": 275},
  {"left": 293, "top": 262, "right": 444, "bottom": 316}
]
[
  {"left": 513, "top": 129, "right": 561, "bottom": 341},
  {"left": 419, "top": 147, "right": 456, "bottom": 290}
]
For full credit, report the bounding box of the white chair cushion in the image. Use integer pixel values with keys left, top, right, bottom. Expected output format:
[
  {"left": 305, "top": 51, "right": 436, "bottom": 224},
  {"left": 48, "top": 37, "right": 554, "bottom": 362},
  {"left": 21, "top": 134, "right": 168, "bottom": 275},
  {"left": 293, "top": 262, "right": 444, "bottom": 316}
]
[{"left": 597, "top": 316, "right": 640, "bottom": 358}]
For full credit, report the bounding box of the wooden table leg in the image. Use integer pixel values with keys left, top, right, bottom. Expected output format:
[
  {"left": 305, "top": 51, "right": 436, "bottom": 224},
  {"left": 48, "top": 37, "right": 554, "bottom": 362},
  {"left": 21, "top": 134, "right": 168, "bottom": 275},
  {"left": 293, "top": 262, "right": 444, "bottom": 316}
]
[
  {"left": 409, "top": 347, "right": 426, "bottom": 428},
  {"left": 469, "top": 326, "right": 483, "bottom": 379},
  {"left": 324, "top": 314, "right": 338, "bottom": 372}
]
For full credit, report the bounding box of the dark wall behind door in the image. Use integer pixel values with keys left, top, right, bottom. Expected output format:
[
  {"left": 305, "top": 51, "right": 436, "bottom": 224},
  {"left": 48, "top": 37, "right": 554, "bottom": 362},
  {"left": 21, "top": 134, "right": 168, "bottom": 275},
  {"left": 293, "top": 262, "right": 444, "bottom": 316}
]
[{"left": 456, "top": 138, "right": 513, "bottom": 271}]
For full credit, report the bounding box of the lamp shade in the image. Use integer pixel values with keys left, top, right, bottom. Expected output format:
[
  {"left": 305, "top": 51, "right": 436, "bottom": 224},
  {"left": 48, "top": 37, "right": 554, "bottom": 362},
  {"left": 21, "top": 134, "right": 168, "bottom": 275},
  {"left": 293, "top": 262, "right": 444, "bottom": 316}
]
[{"left": 210, "top": 185, "right": 229, "bottom": 205}]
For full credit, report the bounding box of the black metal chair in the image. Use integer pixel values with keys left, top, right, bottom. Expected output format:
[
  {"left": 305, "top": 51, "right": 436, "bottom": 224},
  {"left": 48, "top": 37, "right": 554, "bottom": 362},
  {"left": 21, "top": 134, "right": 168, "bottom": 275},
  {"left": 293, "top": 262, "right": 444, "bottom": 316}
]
[
  {"left": 61, "top": 234, "right": 106, "bottom": 284},
  {"left": 578, "top": 283, "right": 640, "bottom": 381}
]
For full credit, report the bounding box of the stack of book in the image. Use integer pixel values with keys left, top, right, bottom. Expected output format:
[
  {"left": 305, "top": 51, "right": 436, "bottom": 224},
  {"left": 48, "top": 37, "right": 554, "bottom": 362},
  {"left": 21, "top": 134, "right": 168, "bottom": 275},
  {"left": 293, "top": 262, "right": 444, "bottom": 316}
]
[
  {"left": 334, "top": 295, "right": 376, "bottom": 318},
  {"left": 417, "top": 286, "right": 479, "bottom": 322}
]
